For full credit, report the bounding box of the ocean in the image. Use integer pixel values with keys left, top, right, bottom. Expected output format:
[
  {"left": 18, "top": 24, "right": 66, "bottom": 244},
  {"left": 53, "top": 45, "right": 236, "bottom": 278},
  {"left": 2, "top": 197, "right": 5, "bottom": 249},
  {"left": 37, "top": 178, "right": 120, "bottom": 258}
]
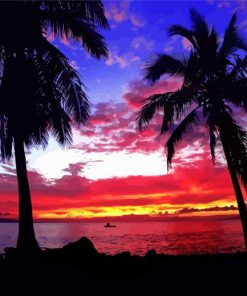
[{"left": 0, "top": 220, "right": 245, "bottom": 255}]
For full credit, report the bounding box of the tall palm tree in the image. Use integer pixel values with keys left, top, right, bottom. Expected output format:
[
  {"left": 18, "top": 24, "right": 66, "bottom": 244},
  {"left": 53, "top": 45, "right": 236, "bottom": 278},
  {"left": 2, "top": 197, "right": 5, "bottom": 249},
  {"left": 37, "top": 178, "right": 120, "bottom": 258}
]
[
  {"left": 137, "top": 9, "right": 247, "bottom": 249},
  {"left": 0, "top": 1, "right": 109, "bottom": 254}
]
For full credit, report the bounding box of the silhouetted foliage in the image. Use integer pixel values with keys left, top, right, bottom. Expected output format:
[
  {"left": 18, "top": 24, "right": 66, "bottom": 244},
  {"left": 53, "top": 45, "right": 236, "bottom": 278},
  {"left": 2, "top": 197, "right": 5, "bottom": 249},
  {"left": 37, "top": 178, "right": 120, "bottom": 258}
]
[
  {"left": 137, "top": 9, "right": 247, "bottom": 248},
  {"left": 0, "top": 1, "right": 109, "bottom": 253}
]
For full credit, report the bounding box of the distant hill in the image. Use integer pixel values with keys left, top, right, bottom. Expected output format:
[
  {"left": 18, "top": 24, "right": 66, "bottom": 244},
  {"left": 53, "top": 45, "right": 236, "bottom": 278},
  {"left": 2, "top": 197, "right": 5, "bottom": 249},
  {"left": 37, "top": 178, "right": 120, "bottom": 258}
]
[
  {"left": 0, "top": 218, "right": 18, "bottom": 223},
  {"left": 32, "top": 213, "right": 239, "bottom": 223}
]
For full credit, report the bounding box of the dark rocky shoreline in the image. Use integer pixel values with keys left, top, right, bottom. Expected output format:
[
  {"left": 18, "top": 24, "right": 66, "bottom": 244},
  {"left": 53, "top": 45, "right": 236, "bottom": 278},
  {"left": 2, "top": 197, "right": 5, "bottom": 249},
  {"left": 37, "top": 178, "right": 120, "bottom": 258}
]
[{"left": 1, "top": 237, "right": 247, "bottom": 295}]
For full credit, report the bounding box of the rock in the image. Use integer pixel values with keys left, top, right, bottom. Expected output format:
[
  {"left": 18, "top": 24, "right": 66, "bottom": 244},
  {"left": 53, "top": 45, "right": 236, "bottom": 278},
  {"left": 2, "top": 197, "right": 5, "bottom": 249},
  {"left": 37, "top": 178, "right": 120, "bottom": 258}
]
[
  {"left": 114, "top": 251, "right": 131, "bottom": 259},
  {"left": 4, "top": 247, "right": 17, "bottom": 255},
  {"left": 145, "top": 249, "right": 156, "bottom": 257},
  {"left": 62, "top": 236, "right": 98, "bottom": 258},
  {"left": 3, "top": 247, "right": 19, "bottom": 261}
]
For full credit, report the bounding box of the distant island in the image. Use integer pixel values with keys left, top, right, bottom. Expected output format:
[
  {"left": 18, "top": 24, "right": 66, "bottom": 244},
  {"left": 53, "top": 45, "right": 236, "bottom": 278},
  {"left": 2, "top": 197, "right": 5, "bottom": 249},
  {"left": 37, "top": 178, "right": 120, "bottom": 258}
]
[
  {"left": 0, "top": 218, "right": 18, "bottom": 223},
  {"left": 0, "top": 213, "right": 240, "bottom": 224}
]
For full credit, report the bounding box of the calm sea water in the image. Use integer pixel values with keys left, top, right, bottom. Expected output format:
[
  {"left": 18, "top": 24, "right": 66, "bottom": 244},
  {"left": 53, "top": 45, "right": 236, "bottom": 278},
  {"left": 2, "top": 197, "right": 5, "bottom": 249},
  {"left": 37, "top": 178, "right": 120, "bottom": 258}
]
[{"left": 0, "top": 220, "right": 245, "bottom": 255}]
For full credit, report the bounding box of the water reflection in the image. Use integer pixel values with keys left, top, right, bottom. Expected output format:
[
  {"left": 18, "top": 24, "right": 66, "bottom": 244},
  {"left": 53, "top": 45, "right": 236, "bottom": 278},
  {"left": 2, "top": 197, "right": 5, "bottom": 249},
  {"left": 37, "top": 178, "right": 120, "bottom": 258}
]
[{"left": 0, "top": 220, "right": 245, "bottom": 255}]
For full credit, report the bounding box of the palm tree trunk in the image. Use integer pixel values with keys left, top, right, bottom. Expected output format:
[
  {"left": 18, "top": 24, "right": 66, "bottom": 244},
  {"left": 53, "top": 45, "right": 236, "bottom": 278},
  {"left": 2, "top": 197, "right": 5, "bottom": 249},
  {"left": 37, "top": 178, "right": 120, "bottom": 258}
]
[
  {"left": 221, "top": 138, "right": 247, "bottom": 250},
  {"left": 14, "top": 134, "right": 40, "bottom": 254}
]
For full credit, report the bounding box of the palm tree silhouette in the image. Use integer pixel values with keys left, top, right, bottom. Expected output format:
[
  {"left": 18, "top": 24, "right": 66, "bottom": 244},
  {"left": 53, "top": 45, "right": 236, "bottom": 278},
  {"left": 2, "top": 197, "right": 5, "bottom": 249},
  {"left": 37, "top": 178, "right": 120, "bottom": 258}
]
[
  {"left": 0, "top": 1, "right": 108, "bottom": 254},
  {"left": 137, "top": 9, "right": 247, "bottom": 249}
]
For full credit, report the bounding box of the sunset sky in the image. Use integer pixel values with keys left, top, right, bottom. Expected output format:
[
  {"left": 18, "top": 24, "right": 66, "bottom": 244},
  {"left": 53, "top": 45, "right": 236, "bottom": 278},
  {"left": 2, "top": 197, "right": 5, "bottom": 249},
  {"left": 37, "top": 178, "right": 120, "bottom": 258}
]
[{"left": 1, "top": 0, "right": 247, "bottom": 221}]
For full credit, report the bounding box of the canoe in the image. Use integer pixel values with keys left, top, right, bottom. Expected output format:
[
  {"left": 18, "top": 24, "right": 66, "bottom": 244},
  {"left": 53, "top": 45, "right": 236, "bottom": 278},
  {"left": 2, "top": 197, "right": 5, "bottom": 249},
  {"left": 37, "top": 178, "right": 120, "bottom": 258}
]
[{"left": 104, "top": 224, "right": 116, "bottom": 228}]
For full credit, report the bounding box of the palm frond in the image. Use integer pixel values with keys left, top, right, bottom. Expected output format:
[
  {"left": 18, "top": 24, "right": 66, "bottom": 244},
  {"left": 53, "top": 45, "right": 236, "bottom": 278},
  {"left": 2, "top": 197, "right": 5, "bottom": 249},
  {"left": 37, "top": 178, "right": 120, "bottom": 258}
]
[
  {"left": 136, "top": 87, "right": 194, "bottom": 134},
  {"left": 136, "top": 93, "right": 170, "bottom": 131},
  {"left": 49, "top": 103, "right": 73, "bottom": 146},
  {"left": 223, "top": 57, "right": 247, "bottom": 110},
  {"left": 230, "top": 56, "right": 247, "bottom": 78},
  {"left": 208, "top": 121, "right": 221, "bottom": 164},
  {"left": 209, "top": 129, "right": 217, "bottom": 163},
  {"left": 160, "top": 88, "right": 195, "bottom": 134},
  {"left": 190, "top": 8, "right": 209, "bottom": 39},
  {"left": 37, "top": 38, "right": 91, "bottom": 125},
  {"left": 137, "top": 87, "right": 195, "bottom": 133},
  {"left": 66, "top": 20, "right": 108, "bottom": 59},
  {"left": 208, "top": 27, "right": 220, "bottom": 55},
  {"left": 41, "top": 1, "right": 109, "bottom": 29},
  {"left": 80, "top": 1, "right": 109, "bottom": 29},
  {"left": 166, "top": 108, "right": 199, "bottom": 168},
  {"left": 220, "top": 13, "right": 247, "bottom": 56},
  {"left": 219, "top": 110, "right": 247, "bottom": 190},
  {"left": 205, "top": 111, "right": 220, "bottom": 164},
  {"left": 176, "top": 8, "right": 209, "bottom": 54},
  {"left": 45, "top": 15, "right": 108, "bottom": 59},
  {"left": 144, "top": 54, "right": 185, "bottom": 83},
  {"left": 0, "top": 114, "right": 13, "bottom": 160},
  {"left": 168, "top": 25, "right": 197, "bottom": 49}
]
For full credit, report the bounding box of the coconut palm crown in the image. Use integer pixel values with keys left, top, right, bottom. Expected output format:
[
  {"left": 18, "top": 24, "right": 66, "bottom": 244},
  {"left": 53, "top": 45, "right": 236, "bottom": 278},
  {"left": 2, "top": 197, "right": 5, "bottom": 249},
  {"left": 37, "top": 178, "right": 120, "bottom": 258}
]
[
  {"left": 0, "top": 1, "right": 109, "bottom": 253},
  {"left": 137, "top": 9, "right": 247, "bottom": 249}
]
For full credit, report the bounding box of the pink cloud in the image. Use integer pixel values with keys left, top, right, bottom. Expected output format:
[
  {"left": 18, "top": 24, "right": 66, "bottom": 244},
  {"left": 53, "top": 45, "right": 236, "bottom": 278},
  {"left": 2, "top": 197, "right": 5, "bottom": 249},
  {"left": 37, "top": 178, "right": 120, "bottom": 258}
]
[
  {"left": 46, "top": 32, "right": 55, "bottom": 42},
  {"left": 106, "top": 50, "right": 129, "bottom": 68},
  {"left": 131, "top": 37, "right": 154, "bottom": 50},
  {"left": 182, "top": 38, "right": 193, "bottom": 51},
  {"left": 105, "top": 1, "right": 145, "bottom": 28},
  {"left": 105, "top": 1, "right": 129, "bottom": 24},
  {"left": 90, "top": 113, "right": 111, "bottom": 125},
  {"left": 73, "top": 77, "right": 209, "bottom": 158},
  {"left": 130, "top": 15, "right": 146, "bottom": 27},
  {"left": 106, "top": 49, "right": 141, "bottom": 69},
  {"left": 60, "top": 35, "right": 70, "bottom": 46},
  {"left": 123, "top": 78, "right": 181, "bottom": 109}
]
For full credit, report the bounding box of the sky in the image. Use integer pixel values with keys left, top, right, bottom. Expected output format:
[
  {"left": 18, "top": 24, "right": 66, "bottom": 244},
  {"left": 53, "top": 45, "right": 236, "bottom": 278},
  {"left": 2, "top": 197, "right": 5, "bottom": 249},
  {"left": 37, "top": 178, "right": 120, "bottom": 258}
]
[{"left": 1, "top": 0, "right": 247, "bottom": 221}]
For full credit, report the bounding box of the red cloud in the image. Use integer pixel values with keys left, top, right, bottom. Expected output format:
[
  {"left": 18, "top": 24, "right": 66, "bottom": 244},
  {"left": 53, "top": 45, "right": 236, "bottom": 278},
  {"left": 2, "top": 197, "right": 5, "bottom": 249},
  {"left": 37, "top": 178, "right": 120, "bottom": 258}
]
[
  {"left": 0, "top": 156, "right": 241, "bottom": 219},
  {"left": 75, "top": 100, "right": 166, "bottom": 155},
  {"left": 3, "top": 78, "right": 245, "bottom": 220},
  {"left": 123, "top": 78, "right": 181, "bottom": 109},
  {"left": 74, "top": 77, "right": 210, "bottom": 158},
  {"left": 89, "top": 114, "right": 111, "bottom": 125},
  {"left": 176, "top": 205, "right": 238, "bottom": 215}
]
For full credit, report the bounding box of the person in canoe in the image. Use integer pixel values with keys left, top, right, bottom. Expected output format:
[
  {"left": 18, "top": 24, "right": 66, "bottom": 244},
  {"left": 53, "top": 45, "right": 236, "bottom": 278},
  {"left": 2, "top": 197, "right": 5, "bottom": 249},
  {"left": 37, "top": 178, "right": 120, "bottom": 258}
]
[{"left": 104, "top": 223, "right": 116, "bottom": 228}]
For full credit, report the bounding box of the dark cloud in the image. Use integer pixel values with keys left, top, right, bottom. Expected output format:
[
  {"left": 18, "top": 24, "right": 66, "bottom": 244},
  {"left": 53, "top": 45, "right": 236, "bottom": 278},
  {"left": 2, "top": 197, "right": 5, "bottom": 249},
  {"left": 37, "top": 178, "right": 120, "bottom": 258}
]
[{"left": 176, "top": 205, "right": 238, "bottom": 215}]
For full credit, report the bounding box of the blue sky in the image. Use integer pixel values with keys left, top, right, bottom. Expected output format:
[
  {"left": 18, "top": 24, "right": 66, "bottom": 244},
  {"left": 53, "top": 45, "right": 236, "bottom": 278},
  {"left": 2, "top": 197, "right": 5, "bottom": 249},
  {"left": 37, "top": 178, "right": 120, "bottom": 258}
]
[{"left": 52, "top": 0, "right": 247, "bottom": 106}]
